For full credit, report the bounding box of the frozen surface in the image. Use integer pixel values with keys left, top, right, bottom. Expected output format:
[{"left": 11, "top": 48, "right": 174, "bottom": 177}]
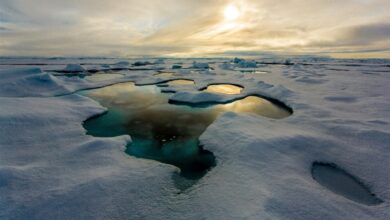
[
  {"left": 311, "top": 162, "right": 383, "bottom": 205},
  {"left": 0, "top": 57, "right": 389, "bottom": 219},
  {"left": 63, "top": 64, "right": 85, "bottom": 73}
]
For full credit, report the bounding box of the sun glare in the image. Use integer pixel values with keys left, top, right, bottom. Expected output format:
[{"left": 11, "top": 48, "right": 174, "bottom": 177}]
[{"left": 223, "top": 5, "right": 240, "bottom": 20}]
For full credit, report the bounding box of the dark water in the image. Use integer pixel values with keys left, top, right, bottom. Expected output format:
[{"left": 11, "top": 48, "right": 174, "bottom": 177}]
[
  {"left": 81, "top": 82, "right": 291, "bottom": 179},
  {"left": 311, "top": 162, "right": 383, "bottom": 205}
]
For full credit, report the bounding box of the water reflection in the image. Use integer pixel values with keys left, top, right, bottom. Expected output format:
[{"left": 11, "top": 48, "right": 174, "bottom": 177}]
[
  {"left": 154, "top": 72, "right": 175, "bottom": 78},
  {"left": 167, "top": 79, "right": 195, "bottom": 85},
  {"left": 218, "top": 96, "right": 291, "bottom": 119},
  {"left": 82, "top": 82, "right": 290, "bottom": 180},
  {"left": 205, "top": 84, "right": 243, "bottom": 95}
]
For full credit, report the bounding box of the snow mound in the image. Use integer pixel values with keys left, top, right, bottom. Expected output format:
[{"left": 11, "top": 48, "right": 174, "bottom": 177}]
[
  {"left": 63, "top": 64, "right": 85, "bottom": 73},
  {"left": 219, "top": 62, "right": 234, "bottom": 70},
  {"left": 192, "top": 62, "right": 209, "bottom": 69},
  {"left": 111, "top": 61, "right": 130, "bottom": 69},
  {"left": 154, "top": 58, "right": 165, "bottom": 64},
  {"left": 0, "top": 68, "right": 70, "bottom": 97},
  {"left": 172, "top": 64, "right": 182, "bottom": 69},
  {"left": 133, "top": 61, "right": 152, "bottom": 66}
]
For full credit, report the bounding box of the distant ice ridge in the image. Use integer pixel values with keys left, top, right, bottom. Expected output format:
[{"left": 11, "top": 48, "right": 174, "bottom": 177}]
[
  {"left": 172, "top": 64, "right": 182, "bottom": 69},
  {"left": 219, "top": 62, "right": 234, "bottom": 70},
  {"left": 112, "top": 61, "right": 130, "bottom": 68},
  {"left": 154, "top": 58, "right": 165, "bottom": 64},
  {"left": 192, "top": 61, "right": 209, "bottom": 69},
  {"left": 234, "top": 57, "right": 257, "bottom": 68},
  {"left": 219, "top": 57, "right": 258, "bottom": 70}
]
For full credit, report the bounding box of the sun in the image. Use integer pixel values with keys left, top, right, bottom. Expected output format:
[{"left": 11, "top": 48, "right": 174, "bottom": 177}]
[{"left": 223, "top": 5, "right": 240, "bottom": 21}]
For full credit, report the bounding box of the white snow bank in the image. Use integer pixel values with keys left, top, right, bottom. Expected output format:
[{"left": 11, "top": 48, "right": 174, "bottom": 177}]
[
  {"left": 0, "top": 95, "right": 177, "bottom": 219},
  {"left": 168, "top": 79, "right": 293, "bottom": 108},
  {"left": 189, "top": 105, "right": 389, "bottom": 219},
  {"left": 0, "top": 68, "right": 70, "bottom": 97}
]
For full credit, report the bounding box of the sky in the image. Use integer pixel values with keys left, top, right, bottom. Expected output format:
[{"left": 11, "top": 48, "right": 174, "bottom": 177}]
[{"left": 1, "top": 0, "right": 390, "bottom": 58}]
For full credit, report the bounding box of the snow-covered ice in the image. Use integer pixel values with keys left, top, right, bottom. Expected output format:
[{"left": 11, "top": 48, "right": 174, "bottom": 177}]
[
  {"left": 192, "top": 61, "right": 209, "bottom": 69},
  {"left": 63, "top": 64, "right": 86, "bottom": 73},
  {"left": 0, "top": 57, "right": 389, "bottom": 219}
]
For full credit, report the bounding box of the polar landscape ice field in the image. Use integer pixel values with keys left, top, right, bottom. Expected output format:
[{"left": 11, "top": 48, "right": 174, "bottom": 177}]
[{"left": 0, "top": 57, "right": 389, "bottom": 219}]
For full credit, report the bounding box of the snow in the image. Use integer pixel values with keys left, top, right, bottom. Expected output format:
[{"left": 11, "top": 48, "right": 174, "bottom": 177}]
[
  {"left": 233, "top": 57, "right": 245, "bottom": 63},
  {"left": 0, "top": 95, "right": 177, "bottom": 219},
  {"left": 113, "top": 61, "right": 130, "bottom": 66},
  {"left": 133, "top": 61, "right": 152, "bottom": 66},
  {"left": 172, "top": 64, "right": 182, "bottom": 69},
  {"left": 220, "top": 58, "right": 258, "bottom": 70},
  {"left": 192, "top": 61, "right": 209, "bottom": 69},
  {"left": 219, "top": 62, "right": 234, "bottom": 70},
  {"left": 0, "top": 57, "right": 389, "bottom": 219},
  {"left": 63, "top": 64, "right": 85, "bottom": 72},
  {"left": 154, "top": 58, "right": 165, "bottom": 64},
  {"left": 0, "top": 68, "right": 70, "bottom": 97},
  {"left": 237, "top": 60, "right": 257, "bottom": 68}
]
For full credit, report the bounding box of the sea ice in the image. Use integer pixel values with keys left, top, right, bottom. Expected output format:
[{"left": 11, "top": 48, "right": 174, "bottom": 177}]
[
  {"left": 192, "top": 61, "right": 209, "bottom": 69},
  {"left": 63, "top": 64, "right": 85, "bottom": 73},
  {"left": 0, "top": 57, "right": 389, "bottom": 219}
]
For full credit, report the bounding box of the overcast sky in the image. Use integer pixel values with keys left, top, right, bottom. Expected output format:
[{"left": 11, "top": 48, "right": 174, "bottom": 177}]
[{"left": 1, "top": 0, "right": 389, "bottom": 58}]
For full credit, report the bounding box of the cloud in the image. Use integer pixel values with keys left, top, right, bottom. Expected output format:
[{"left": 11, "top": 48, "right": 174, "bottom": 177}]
[
  {"left": 0, "top": 0, "right": 389, "bottom": 57},
  {"left": 343, "top": 23, "right": 390, "bottom": 45}
]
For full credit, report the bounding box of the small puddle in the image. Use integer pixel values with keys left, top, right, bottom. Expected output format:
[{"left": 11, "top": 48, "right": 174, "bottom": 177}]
[
  {"left": 217, "top": 96, "right": 291, "bottom": 119},
  {"left": 167, "top": 79, "right": 195, "bottom": 85},
  {"left": 204, "top": 84, "right": 243, "bottom": 95},
  {"left": 80, "top": 82, "right": 291, "bottom": 183},
  {"left": 311, "top": 162, "right": 383, "bottom": 205},
  {"left": 154, "top": 72, "right": 175, "bottom": 78}
]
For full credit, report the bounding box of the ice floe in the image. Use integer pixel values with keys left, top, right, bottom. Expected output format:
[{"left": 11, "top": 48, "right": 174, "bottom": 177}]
[{"left": 0, "top": 57, "right": 389, "bottom": 219}]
